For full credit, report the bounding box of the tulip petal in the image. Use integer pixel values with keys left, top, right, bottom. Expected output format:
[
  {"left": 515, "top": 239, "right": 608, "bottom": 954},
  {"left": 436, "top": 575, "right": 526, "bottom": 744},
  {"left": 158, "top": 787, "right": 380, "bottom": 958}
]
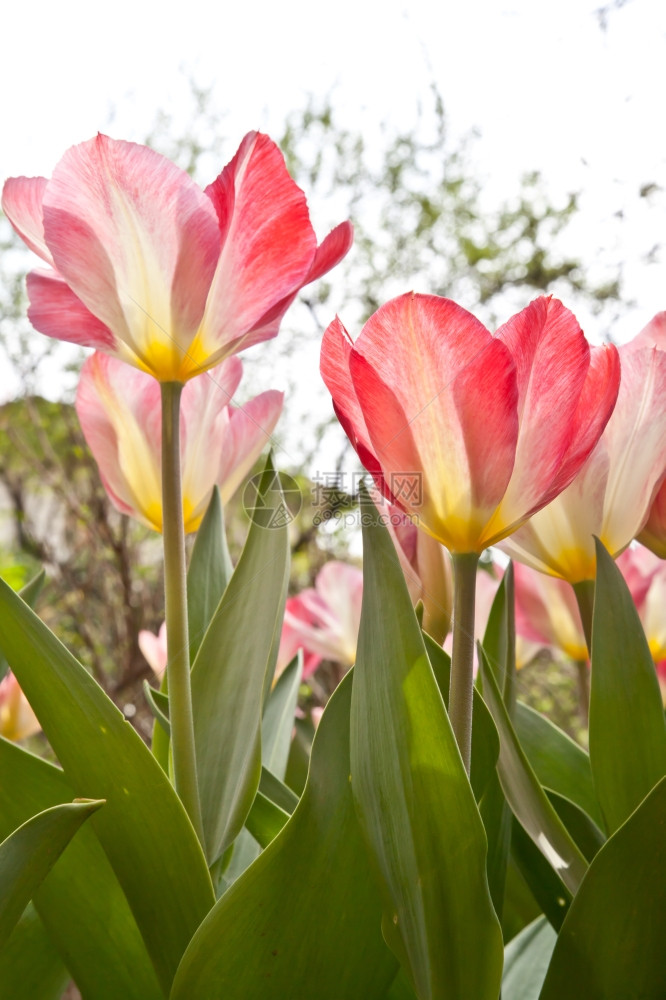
[
  {"left": 201, "top": 132, "right": 316, "bottom": 358},
  {"left": 2, "top": 177, "right": 53, "bottom": 265},
  {"left": 76, "top": 353, "right": 163, "bottom": 529},
  {"left": 27, "top": 270, "right": 117, "bottom": 350},
  {"left": 43, "top": 135, "right": 221, "bottom": 379},
  {"left": 216, "top": 390, "right": 283, "bottom": 504},
  {"left": 304, "top": 221, "right": 354, "bottom": 285},
  {"left": 350, "top": 294, "right": 518, "bottom": 551}
]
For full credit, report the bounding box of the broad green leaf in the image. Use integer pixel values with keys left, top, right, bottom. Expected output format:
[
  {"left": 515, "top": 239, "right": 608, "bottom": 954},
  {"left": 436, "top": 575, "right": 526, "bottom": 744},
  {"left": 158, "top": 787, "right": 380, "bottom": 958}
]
[
  {"left": 258, "top": 766, "right": 299, "bottom": 814},
  {"left": 501, "top": 856, "right": 542, "bottom": 942},
  {"left": 0, "top": 570, "right": 45, "bottom": 682},
  {"left": 0, "top": 582, "right": 215, "bottom": 994},
  {"left": 191, "top": 456, "right": 289, "bottom": 865},
  {"left": 540, "top": 776, "right": 666, "bottom": 999},
  {"left": 482, "top": 561, "right": 516, "bottom": 708},
  {"left": 351, "top": 505, "right": 503, "bottom": 1000},
  {"left": 385, "top": 968, "right": 419, "bottom": 999},
  {"left": 510, "top": 821, "right": 571, "bottom": 930},
  {"left": 0, "top": 736, "right": 165, "bottom": 1000},
  {"left": 479, "top": 567, "right": 516, "bottom": 917},
  {"left": 479, "top": 649, "right": 588, "bottom": 897},
  {"left": 261, "top": 653, "right": 303, "bottom": 779},
  {"left": 513, "top": 702, "right": 603, "bottom": 830},
  {"left": 423, "top": 635, "right": 500, "bottom": 803},
  {"left": 589, "top": 539, "right": 666, "bottom": 833},
  {"left": 170, "top": 673, "right": 398, "bottom": 1000},
  {"left": 0, "top": 903, "right": 69, "bottom": 1000},
  {"left": 187, "top": 487, "right": 233, "bottom": 665},
  {"left": 143, "top": 682, "right": 170, "bottom": 735},
  {"left": 244, "top": 791, "right": 289, "bottom": 848},
  {"left": 501, "top": 916, "right": 556, "bottom": 1000},
  {"left": 546, "top": 791, "right": 604, "bottom": 862},
  {"left": 0, "top": 799, "right": 103, "bottom": 949}
]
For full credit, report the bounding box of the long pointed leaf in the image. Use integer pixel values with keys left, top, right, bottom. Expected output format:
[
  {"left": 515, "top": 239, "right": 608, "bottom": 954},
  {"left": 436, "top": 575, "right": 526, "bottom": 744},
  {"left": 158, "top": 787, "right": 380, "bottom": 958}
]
[
  {"left": 170, "top": 673, "right": 398, "bottom": 1000},
  {"left": 479, "top": 647, "right": 588, "bottom": 897},
  {"left": 191, "top": 456, "right": 290, "bottom": 864},
  {"left": 0, "top": 736, "right": 164, "bottom": 1000},
  {"left": 0, "top": 581, "right": 215, "bottom": 993},
  {"left": 0, "top": 799, "right": 103, "bottom": 949},
  {"left": 502, "top": 916, "right": 556, "bottom": 1000},
  {"left": 540, "top": 777, "right": 666, "bottom": 999},
  {"left": 0, "top": 903, "right": 69, "bottom": 1000},
  {"left": 187, "top": 487, "right": 233, "bottom": 664},
  {"left": 589, "top": 539, "right": 666, "bottom": 833},
  {"left": 351, "top": 503, "right": 503, "bottom": 1000}
]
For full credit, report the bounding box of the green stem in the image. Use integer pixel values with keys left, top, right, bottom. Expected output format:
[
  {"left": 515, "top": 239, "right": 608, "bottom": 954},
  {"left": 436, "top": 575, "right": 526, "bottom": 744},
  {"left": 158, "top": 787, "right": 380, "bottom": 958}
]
[
  {"left": 449, "top": 552, "right": 479, "bottom": 774},
  {"left": 573, "top": 579, "right": 595, "bottom": 726},
  {"left": 161, "top": 382, "right": 204, "bottom": 843}
]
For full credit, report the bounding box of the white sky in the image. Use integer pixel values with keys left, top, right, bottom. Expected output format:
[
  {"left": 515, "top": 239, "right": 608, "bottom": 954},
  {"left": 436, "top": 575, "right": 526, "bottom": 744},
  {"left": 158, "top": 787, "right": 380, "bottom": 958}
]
[{"left": 1, "top": 0, "right": 665, "bottom": 466}]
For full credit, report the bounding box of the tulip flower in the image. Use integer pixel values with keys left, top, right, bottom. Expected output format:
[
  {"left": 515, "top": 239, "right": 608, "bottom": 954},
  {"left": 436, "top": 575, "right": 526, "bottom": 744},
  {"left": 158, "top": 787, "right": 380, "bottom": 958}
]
[
  {"left": 616, "top": 546, "right": 666, "bottom": 685},
  {"left": 277, "top": 562, "right": 363, "bottom": 679},
  {"left": 321, "top": 292, "right": 619, "bottom": 769},
  {"left": 0, "top": 671, "right": 41, "bottom": 741},
  {"left": 500, "top": 328, "right": 666, "bottom": 585},
  {"left": 514, "top": 562, "right": 588, "bottom": 663},
  {"left": 321, "top": 293, "right": 619, "bottom": 555},
  {"left": 2, "top": 132, "right": 353, "bottom": 383},
  {"left": 76, "top": 351, "right": 283, "bottom": 533}
]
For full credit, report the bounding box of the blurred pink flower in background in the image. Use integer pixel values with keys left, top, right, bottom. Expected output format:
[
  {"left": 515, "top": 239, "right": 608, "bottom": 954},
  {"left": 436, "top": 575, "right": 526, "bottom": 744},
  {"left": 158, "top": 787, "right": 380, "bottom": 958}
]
[
  {"left": 138, "top": 622, "right": 167, "bottom": 679},
  {"left": 513, "top": 562, "right": 588, "bottom": 663},
  {"left": 2, "top": 132, "right": 353, "bottom": 383},
  {"left": 76, "top": 353, "right": 282, "bottom": 533},
  {"left": 276, "top": 562, "right": 363, "bottom": 679},
  {"left": 0, "top": 672, "right": 41, "bottom": 741}
]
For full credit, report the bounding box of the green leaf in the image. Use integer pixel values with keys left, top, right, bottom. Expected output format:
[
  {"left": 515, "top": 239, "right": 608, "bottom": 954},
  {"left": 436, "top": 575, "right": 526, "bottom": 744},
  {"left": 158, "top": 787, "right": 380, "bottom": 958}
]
[
  {"left": 423, "top": 634, "right": 500, "bottom": 803},
  {"left": 170, "top": 673, "right": 398, "bottom": 1000},
  {"left": 143, "top": 682, "right": 170, "bottom": 735},
  {"left": 191, "top": 455, "right": 290, "bottom": 865},
  {"left": 482, "top": 561, "right": 516, "bottom": 708},
  {"left": 0, "top": 570, "right": 45, "bottom": 683},
  {"left": 509, "top": 820, "right": 571, "bottom": 930},
  {"left": 501, "top": 916, "right": 556, "bottom": 1000},
  {"left": 0, "top": 798, "right": 103, "bottom": 950},
  {"left": 546, "top": 791, "right": 605, "bottom": 863},
  {"left": 0, "top": 737, "right": 164, "bottom": 1000},
  {"left": 540, "top": 776, "right": 666, "bottom": 999},
  {"left": 513, "top": 702, "right": 603, "bottom": 830},
  {"left": 0, "top": 582, "right": 215, "bottom": 994},
  {"left": 187, "top": 487, "right": 233, "bottom": 665},
  {"left": 244, "top": 791, "right": 289, "bottom": 848},
  {"left": 258, "top": 766, "right": 299, "bottom": 814},
  {"left": 478, "top": 648, "right": 588, "bottom": 897},
  {"left": 261, "top": 652, "right": 303, "bottom": 779},
  {"left": 0, "top": 903, "right": 69, "bottom": 1000},
  {"left": 589, "top": 539, "right": 666, "bottom": 833},
  {"left": 351, "top": 502, "right": 503, "bottom": 1000}
]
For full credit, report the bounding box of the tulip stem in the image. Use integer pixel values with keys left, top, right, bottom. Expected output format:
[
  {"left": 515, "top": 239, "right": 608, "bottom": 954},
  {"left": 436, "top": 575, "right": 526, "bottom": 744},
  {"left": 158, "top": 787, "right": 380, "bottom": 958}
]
[
  {"left": 449, "top": 552, "right": 479, "bottom": 775},
  {"left": 161, "top": 381, "right": 205, "bottom": 844}
]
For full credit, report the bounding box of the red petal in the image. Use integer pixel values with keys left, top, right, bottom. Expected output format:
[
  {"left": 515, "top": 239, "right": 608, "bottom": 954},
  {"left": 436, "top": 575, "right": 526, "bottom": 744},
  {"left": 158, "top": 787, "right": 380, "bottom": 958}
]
[{"left": 27, "top": 270, "right": 117, "bottom": 350}]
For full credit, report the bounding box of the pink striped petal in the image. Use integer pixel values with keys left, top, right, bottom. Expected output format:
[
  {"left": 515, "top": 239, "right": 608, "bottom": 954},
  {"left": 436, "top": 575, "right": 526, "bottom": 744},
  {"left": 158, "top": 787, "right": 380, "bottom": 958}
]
[
  {"left": 216, "top": 390, "right": 283, "bottom": 504},
  {"left": 349, "top": 294, "right": 518, "bottom": 551},
  {"left": 514, "top": 562, "right": 588, "bottom": 661},
  {"left": 2, "top": 177, "right": 53, "bottom": 265},
  {"left": 76, "top": 353, "right": 163, "bottom": 529},
  {"left": 200, "top": 132, "right": 316, "bottom": 357},
  {"left": 627, "top": 311, "right": 666, "bottom": 351},
  {"left": 43, "top": 135, "right": 221, "bottom": 380},
  {"left": 27, "top": 270, "right": 117, "bottom": 350}
]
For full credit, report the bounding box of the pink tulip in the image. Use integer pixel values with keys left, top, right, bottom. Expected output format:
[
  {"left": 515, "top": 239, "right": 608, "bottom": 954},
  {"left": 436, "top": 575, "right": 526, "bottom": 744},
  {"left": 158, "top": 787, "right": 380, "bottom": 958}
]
[
  {"left": 277, "top": 562, "right": 363, "bottom": 679},
  {"left": 617, "top": 546, "right": 666, "bottom": 672},
  {"left": 501, "top": 327, "right": 666, "bottom": 582},
  {"left": 321, "top": 294, "right": 619, "bottom": 555},
  {"left": 76, "top": 351, "right": 282, "bottom": 533},
  {"left": 0, "top": 672, "right": 41, "bottom": 741},
  {"left": 138, "top": 622, "right": 168, "bottom": 679},
  {"left": 2, "top": 133, "right": 353, "bottom": 383},
  {"left": 513, "top": 562, "right": 588, "bottom": 662}
]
